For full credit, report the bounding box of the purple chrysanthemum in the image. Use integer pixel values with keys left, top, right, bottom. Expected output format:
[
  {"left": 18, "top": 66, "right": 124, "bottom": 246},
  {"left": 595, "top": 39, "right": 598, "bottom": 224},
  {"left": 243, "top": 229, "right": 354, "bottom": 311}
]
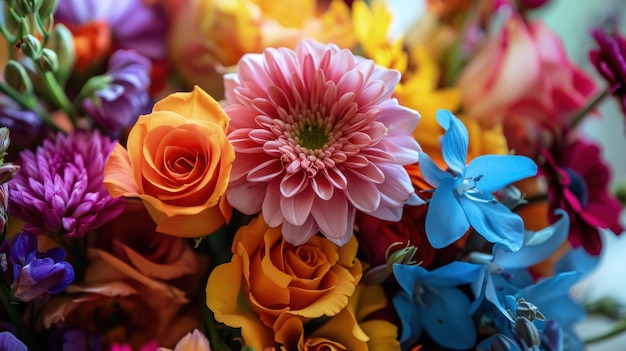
[
  {"left": 224, "top": 39, "right": 422, "bottom": 246},
  {"left": 81, "top": 49, "right": 151, "bottom": 135},
  {"left": 11, "top": 231, "right": 74, "bottom": 302},
  {"left": 8, "top": 130, "right": 125, "bottom": 238}
]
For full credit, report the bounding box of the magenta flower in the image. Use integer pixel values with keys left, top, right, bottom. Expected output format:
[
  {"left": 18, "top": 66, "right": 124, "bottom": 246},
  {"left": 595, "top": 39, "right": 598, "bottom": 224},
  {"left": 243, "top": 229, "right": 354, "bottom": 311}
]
[
  {"left": 541, "top": 140, "right": 624, "bottom": 255},
  {"left": 590, "top": 24, "right": 626, "bottom": 118},
  {"left": 8, "top": 130, "right": 125, "bottom": 238},
  {"left": 224, "top": 39, "right": 422, "bottom": 246}
]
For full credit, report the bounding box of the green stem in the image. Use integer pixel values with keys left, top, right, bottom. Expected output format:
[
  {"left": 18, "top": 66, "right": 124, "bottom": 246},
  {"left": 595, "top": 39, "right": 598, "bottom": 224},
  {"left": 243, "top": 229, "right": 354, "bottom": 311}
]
[
  {"left": 37, "top": 69, "right": 75, "bottom": 126},
  {"left": 585, "top": 318, "right": 626, "bottom": 344},
  {"left": 0, "top": 278, "right": 37, "bottom": 350},
  {"left": 0, "top": 83, "right": 63, "bottom": 133},
  {"left": 569, "top": 86, "right": 611, "bottom": 130}
]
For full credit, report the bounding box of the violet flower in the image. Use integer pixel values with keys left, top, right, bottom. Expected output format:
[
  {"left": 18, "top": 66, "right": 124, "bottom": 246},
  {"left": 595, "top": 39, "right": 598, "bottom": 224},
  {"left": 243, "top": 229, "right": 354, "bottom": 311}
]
[
  {"left": 0, "top": 103, "right": 49, "bottom": 155},
  {"left": 590, "top": 24, "right": 626, "bottom": 117},
  {"left": 54, "top": 0, "right": 168, "bottom": 62},
  {"left": 81, "top": 50, "right": 151, "bottom": 135},
  {"left": 0, "top": 332, "right": 27, "bottom": 351},
  {"left": 11, "top": 231, "right": 74, "bottom": 302},
  {"left": 8, "top": 130, "right": 125, "bottom": 238}
]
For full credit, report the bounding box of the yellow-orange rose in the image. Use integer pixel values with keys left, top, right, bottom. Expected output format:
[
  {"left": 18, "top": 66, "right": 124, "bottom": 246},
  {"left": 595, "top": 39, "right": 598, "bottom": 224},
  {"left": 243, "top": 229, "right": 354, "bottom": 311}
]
[
  {"left": 206, "top": 215, "right": 362, "bottom": 350},
  {"left": 103, "top": 86, "right": 234, "bottom": 237}
]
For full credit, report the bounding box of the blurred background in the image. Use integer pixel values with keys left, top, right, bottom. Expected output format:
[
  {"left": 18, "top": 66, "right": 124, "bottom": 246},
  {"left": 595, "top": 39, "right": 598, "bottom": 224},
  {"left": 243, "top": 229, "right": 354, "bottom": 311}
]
[{"left": 535, "top": 1, "right": 626, "bottom": 350}]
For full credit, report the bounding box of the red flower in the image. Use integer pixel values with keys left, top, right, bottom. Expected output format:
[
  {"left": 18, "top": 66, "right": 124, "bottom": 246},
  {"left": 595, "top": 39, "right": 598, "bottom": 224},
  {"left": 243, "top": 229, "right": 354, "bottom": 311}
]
[{"left": 541, "top": 139, "right": 623, "bottom": 255}]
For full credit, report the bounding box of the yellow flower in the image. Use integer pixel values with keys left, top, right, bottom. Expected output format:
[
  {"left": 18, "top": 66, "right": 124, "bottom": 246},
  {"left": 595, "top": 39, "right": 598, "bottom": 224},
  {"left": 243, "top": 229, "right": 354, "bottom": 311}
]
[
  {"left": 349, "top": 283, "right": 401, "bottom": 351},
  {"left": 168, "top": 0, "right": 355, "bottom": 96},
  {"left": 103, "top": 86, "right": 234, "bottom": 237},
  {"left": 206, "top": 214, "right": 362, "bottom": 350}
]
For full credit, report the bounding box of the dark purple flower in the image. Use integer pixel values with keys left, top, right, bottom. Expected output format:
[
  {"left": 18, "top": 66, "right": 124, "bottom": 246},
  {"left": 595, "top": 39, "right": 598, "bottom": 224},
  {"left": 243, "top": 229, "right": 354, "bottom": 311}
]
[
  {"left": 0, "top": 331, "right": 27, "bottom": 351},
  {"left": 541, "top": 139, "right": 624, "bottom": 255},
  {"left": 0, "top": 102, "right": 49, "bottom": 156},
  {"left": 54, "top": 0, "right": 168, "bottom": 62},
  {"left": 81, "top": 50, "right": 151, "bottom": 135},
  {"left": 8, "top": 129, "right": 125, "bottom": 238},
  {"left": 590, "top": 24, "right": 626, "bottom": 117},
  {"left": 10, "top": 231, "right": 74, "bottom": 302}
]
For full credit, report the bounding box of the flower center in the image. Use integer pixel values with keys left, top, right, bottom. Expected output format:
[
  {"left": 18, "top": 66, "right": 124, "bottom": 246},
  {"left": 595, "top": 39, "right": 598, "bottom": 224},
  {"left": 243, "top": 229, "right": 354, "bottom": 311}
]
[
  {"left": 296, "top": 124, "right": 329, "bottom": 150},
  {"left": 455, "top": 175, "right": 497, "bottom": 204}
]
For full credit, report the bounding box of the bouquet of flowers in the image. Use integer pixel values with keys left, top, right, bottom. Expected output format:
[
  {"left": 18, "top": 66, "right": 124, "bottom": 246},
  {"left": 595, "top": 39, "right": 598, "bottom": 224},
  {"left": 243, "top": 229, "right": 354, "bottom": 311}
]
[{"left": 1, "top": 0, "right": 625, "bottom": 350}]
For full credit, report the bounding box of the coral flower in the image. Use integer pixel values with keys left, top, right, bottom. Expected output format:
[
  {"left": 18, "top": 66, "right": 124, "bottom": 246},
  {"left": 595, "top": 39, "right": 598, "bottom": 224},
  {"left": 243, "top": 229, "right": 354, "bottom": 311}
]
[{"left": 224, "top": 39, "right": 422, "bottom": 246}]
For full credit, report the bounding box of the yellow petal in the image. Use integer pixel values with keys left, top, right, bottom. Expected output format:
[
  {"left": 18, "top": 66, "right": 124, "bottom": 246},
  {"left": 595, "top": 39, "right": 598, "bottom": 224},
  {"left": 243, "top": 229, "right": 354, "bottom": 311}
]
[
  {"left": 152, "top": 85, "right": 230, "bottom": 129},
  {"left": 206, "top": 258, "right": 275, "bottom": 350}
]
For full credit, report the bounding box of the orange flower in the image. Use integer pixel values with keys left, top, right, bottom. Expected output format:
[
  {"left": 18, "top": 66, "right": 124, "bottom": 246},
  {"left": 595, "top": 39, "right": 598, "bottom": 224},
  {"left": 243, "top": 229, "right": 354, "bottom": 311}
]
[
  {"left": 206, "top": 215, "right": 362, "bottom": 350},
  {"left": 273, "top": 309, "right": 368, "bottom": 351},
  {"left": 103, "top": 86, "right": 234, "bottom": 237}
]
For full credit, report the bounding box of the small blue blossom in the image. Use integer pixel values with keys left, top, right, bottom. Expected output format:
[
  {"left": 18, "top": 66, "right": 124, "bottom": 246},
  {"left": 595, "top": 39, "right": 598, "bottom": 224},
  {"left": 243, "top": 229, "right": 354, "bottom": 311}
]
[
  {"left": 11, "top": 231, "right": 75, "bottom": 302},
  {"left": 392, "top": 261, "right": 482, "bottom": 350},
  {"left": 418, "top": 110, "right": 538, "bottom": 251}
]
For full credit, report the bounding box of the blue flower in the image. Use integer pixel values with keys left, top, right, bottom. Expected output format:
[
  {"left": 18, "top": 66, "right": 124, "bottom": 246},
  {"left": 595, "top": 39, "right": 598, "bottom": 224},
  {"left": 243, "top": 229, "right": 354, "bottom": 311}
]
[
  {"left": 392, "top": 261, "right": 482, "bottom": 350},
  {"left": 418, "top": 110, "right": 537, "bottom": 251},
  {"left": 11, "top": 231, "right": 75, "bottom": 302}
]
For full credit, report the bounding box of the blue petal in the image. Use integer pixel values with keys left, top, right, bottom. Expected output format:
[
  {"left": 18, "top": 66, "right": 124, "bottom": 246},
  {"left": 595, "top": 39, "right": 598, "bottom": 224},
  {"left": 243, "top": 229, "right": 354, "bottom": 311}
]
[
  {"left": 465, "top": 155, "right": 537, "bottom": 194},
  {"left": 426, "top": 178, "right": 470, "bottom": 248},
  {"left": 392, "top": 291, "right": 423, "bottom": 343},
  {"left": 393, "top": 263, "right": 429, "bottom": 295},
  {"left": 461, "top": 197, "right": 524, "bottom": 251},
  {"left": 516, "top": 272, "right": 586, "bottom": 326},
  {"left": 418, "top": 151, "right": 452, "bottom": 188},
  {"left": 493, "top": 210, "right": 569, "bottom": 269},
  {"left": 555, "top": 246, "right": 599, "bottom": 277},
  {"left": 422, "top": 286, "right": 477, "bottom": 349},
  {"left": 436, "top": 110, "right": 468, "bottom": 176},
  {"left": 421, "top": 261, "right": 483, "bottom": 287}
]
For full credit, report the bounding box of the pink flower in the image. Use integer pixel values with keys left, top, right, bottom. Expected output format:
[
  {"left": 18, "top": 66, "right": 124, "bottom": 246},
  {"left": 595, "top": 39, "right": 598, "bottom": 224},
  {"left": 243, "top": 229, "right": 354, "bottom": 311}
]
[
  {"left": 159, "top": 329, "right": 211, "bottom": 351},
  {"left": 457, "top": 16, "right": 597, "bottom": 132},
  {"left": 224, "top": 39, "right": 422, "bottom": 246}
]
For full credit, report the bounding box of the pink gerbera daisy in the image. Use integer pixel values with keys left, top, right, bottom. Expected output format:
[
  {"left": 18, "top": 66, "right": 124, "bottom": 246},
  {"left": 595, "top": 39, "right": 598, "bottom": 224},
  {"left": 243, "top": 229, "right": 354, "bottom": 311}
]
[{"left": 224, "top": 39, "right": 422, "bottom": 246}]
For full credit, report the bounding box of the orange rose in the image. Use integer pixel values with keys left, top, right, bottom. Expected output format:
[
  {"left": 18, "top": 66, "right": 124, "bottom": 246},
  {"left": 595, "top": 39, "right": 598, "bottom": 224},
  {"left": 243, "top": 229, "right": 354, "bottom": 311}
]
[
  {"left": 103, "top": 86, "right": 234, "bottom": 237},
  {"left": 206, "top": 215, "right": 362, "bottom": 350}
]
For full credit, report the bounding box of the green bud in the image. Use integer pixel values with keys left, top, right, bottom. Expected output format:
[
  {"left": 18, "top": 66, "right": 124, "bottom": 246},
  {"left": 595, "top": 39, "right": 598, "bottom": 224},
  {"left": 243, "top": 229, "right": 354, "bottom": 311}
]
[
  {"left": 0, "top": 127, "right": 9, "bottom": 156},
  {"left": 3, "top": 60, "right": 33, "bottom": 94},
  {"left": 15, "top": 0, "right": 41, "bottom": 16},
  {"left": 47, "top": 23, "right": 75, "bottom": 84},
  {"left": 19, "top": 34, "right": 42, "bottom": 59},
  {"left": 40, "top": 48, "right": 58, "bottom": 72},
  {"left": 37, "top": 0, "right": 58, "bottom": 19}
]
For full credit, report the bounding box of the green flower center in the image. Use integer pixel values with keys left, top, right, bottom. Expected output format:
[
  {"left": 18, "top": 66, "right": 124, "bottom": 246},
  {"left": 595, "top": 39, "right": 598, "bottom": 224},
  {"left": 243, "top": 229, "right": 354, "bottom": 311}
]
[{"left": 297, "top": 124, "right": 328, "bottom": 150}]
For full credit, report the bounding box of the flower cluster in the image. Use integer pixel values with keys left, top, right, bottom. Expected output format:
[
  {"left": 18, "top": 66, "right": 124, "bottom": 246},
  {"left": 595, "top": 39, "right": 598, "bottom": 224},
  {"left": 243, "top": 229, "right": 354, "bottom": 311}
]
[{"left": 0, "top": 0, "right": 625, "bottom": 350}]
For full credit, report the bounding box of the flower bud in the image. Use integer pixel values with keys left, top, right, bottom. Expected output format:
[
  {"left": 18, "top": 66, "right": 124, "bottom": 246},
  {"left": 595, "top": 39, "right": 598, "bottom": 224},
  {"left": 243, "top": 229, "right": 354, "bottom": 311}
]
[
  {"left": 514, "top": 317, "right": 541, "bottom": 347},
  {"left": 0, "top": 127, "right": 10, "bottom": 156},
  {"left": 3, "top": 60, "right": 33, "bottom": 94},
  {"left": 40, "top": 48, "right": 59, "bottom": 72},
  {"left": 20, "top": 34, "right": 42, "bottom": 59},
  {"left": 0, "top": 164, "right": 19, "bottom": 184},
  {"left": 37, "top": 0, "right": 58, "bottom": 19},
  {"left": 14, "top": 0, "right": 42, "bottom": 16},
  {"left": 47, "top": 23, "right": 75, "bottom": 84}
]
